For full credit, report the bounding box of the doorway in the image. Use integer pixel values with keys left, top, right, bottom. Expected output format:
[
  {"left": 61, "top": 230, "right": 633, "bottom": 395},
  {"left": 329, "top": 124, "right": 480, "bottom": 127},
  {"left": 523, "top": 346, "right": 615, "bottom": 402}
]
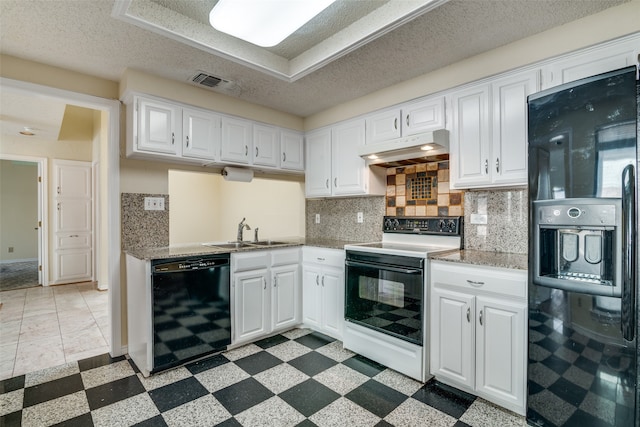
[
  {"left": 0, "top": 77, "right": 122, "bottom": 363},
  {"left": 0, "top": 156, "right": 46, "bottom": 291}
]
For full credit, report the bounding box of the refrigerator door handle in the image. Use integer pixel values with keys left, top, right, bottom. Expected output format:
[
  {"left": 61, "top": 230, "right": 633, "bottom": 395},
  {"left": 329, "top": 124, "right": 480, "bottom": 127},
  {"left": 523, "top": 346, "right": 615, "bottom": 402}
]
[{"left": 621, "top": 164, "right": 636, "bottom": 342}]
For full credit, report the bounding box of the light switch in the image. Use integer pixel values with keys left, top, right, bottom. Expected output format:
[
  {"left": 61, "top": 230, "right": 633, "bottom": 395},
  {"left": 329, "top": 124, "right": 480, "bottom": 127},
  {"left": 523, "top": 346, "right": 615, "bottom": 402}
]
[{"left": 357, "top": 212, "right": 363, "bottom": 223}]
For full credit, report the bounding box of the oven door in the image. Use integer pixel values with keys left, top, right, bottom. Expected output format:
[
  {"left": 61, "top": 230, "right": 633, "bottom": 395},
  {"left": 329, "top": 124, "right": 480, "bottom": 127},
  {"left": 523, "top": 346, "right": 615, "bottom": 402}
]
[{"left": 345, "top": 251, "right": 425, "bottom": 345}]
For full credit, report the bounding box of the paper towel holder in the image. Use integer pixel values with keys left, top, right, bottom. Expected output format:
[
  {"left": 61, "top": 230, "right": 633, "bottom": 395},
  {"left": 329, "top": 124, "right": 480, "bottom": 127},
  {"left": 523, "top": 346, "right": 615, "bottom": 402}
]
[{"left": 222, "top": 166, "right": 254, "bottom": 182}]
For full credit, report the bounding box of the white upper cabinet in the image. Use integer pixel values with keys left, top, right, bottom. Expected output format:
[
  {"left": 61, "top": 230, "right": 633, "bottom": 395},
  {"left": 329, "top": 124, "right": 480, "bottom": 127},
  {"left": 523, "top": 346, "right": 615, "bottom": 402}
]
[
  {"left": 403, "top": 96, "right": 446, "bottom": 136},
  {"left": 305, "top": 128, "right": 332, "bottom": 197},
  {"left": 365, "top": 96, "right": 445, "bottom": 144},
  {"left": 182, "top": 107, "right": 220, "bottom": 161},
  {"left": 280, "top": 130, "right": 304, "bottom": 171},
  {"left": 332, "top": 118, "right": 367, "bottom": 195},
  {"left": 252, "top": 123, "right": 279, "bottom": 167},
  {"left": 450, "top": 69, "right": 539, "bottom": 189},
  {"left": 365, "top": 108, "right": 402, "bottom": 144},
  {"left": 306, "top": 119, "right": 385, "bottom": 198},
  {"left": 221, "top": 116, "right": 253, "bottom": 164},
  {"left": 541, "top": 36, "right": 639, "bottom": 89},
  {"left": 136, "top": 97, "right": 181, "bottom": 155},
  {"left": 490, "top": 71, "right": 538, "bottom": 185}
]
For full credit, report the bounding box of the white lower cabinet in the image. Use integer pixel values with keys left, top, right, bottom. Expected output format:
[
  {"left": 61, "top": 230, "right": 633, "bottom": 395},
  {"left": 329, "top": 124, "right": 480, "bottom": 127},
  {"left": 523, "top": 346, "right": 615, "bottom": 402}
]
[
  {"left": 430, "top": 261, "right": 527, "bottom": 415},
  {"left": 231, "top": 248, "right": 301, "bottom": 345},
  {"left": 302, "top": 247, "right": 345, "bottom": 340}
]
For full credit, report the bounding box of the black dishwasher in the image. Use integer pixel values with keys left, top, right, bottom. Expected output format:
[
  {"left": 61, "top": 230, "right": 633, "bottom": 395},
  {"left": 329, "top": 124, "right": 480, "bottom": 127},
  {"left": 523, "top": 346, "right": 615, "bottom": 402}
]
[{"left": 151, "top": 253, "right": 231, "bottom": 373}]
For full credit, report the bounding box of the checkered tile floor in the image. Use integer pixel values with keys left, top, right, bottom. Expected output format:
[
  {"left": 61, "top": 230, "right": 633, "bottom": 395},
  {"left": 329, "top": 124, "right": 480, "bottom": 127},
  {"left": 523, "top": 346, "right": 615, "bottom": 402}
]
[{"left": 1, "top": 329, "right": 525, "bottom": 426}]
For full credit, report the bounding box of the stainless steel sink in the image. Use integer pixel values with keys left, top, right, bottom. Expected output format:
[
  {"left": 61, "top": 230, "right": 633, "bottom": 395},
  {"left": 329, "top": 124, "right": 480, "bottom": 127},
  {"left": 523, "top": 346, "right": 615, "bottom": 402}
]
[
  {"left": 249, "top": 240, "right": 288, "bottom": 247},
  {"left": 202, "top": 242, "right": 251, "bottom": 249}
]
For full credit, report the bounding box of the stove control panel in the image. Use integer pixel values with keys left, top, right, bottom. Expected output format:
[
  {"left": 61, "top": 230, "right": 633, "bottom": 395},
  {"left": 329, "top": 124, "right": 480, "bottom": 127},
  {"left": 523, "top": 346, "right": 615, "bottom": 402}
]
[{"left": 383, "top": 216, "right": 463, "bottom": 235}]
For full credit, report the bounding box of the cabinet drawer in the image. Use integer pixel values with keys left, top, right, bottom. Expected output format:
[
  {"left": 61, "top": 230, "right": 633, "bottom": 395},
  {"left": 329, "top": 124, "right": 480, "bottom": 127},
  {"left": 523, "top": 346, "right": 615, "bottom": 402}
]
[
  {"left": 303, "top": 247, "right": 345, "bottom": 267},
  {"left": 271, "top": 248, "right": 301, "bottom": 267},
  {"left": 430, "top": 261, "right": 526, "bottom": 299},
  {"left": 55, "top": 233, "right": 91, "bottom": 250},
  {"left": 232, "top": 251, "right": 270, "bottom": 272}
]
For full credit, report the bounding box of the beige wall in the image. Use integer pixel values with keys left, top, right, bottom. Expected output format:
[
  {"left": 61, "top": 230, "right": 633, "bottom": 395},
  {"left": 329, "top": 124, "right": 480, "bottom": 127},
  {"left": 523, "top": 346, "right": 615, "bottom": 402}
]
[
  {"left": 0, "top": 160, "right": 38, "bottom": 261},
  {"left": 304, "top": 0, "right": 640, "bottom": 130},
  {"left": 169, "top": 170, "right": 306, "bottom": 245}
]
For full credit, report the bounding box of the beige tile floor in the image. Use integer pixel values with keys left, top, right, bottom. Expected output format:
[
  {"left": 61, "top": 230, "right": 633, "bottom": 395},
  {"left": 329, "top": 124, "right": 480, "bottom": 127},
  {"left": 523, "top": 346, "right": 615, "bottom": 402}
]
[{"left": 0, "top": 282, "right": 109, "bottom": 380}]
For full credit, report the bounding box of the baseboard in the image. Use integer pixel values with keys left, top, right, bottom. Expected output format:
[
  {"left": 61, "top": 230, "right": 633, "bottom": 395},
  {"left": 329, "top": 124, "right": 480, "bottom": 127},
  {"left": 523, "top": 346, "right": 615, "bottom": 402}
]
[{"left": 0, "top": 258, "right": 38, "bottom": 264}]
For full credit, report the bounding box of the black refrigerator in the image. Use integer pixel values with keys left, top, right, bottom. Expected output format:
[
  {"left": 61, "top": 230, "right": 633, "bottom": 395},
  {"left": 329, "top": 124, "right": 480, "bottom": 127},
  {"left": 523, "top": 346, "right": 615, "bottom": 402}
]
[{"left": 527, "top": 66, "right": 638, "bottom": 426}]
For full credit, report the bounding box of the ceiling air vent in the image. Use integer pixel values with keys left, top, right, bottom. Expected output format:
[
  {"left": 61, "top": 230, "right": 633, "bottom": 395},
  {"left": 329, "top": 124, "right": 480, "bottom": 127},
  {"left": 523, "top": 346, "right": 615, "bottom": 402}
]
[
  {"left": 192, "top": 72, "right": 222, "bottom": 88},
  {"left": 189, "top": 71, "right": 239, "bottom": 94}
]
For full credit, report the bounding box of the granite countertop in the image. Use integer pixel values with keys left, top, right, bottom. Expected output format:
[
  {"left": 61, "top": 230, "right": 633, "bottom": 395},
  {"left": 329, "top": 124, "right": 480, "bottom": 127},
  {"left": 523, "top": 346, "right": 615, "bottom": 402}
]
[
  {"left": 125, "top": 237, "right": 361, "bottom": 260},
  {"left": 429, "top": 249, "right": 528, "bottom": 271}
]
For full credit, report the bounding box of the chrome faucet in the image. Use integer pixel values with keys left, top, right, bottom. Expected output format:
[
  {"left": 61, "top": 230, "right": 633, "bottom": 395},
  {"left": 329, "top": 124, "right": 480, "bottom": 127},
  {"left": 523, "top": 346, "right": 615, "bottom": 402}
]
[
  {"left": 237, "top": 218, "right": 251, "bottom": 242},
  {"left": 254, "top": 227, "right": 259, "bottom": 242}
]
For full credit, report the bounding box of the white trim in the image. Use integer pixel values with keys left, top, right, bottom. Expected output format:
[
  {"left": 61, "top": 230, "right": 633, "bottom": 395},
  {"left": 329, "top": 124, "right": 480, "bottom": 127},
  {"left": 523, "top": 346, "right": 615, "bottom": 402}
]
[
  {"left": 0, "top": 77, "right": 123, "bottom": 358},
  {"left": 0, "top": 154, "right": 48, "bottom": 286}
]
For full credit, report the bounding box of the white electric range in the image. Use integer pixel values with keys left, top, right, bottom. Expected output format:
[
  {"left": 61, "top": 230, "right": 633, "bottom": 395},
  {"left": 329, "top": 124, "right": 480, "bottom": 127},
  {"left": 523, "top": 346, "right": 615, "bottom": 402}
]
[{"left": 343, "top": 216, "right": 463, "bottom": 382}]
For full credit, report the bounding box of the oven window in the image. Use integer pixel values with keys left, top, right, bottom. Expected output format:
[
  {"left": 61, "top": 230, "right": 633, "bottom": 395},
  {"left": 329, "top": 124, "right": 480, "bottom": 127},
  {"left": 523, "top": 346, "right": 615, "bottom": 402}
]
[{"left": 345, "top": 260, "right": 424, "bottom": 345}]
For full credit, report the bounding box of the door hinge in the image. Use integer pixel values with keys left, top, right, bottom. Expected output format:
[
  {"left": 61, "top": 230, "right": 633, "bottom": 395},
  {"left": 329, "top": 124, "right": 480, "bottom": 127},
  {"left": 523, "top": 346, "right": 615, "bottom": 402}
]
[
  {"left": 38, "top": 221, "right": 42, "bottom": 227},
  {"left": 38, "top": 265, "right": 42, "bottom": 271},
  {"left": 38, "top": 176, "right": 42, "bottom": 183}
]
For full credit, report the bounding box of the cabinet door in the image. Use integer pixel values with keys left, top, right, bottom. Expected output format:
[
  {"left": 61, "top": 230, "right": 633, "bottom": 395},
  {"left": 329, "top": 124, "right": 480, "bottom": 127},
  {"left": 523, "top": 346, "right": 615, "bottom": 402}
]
[
  {"left": 332, "top": 119, "right": 366, "bottom": 196},
  {"left": 221, "top": 116, "right": 252, "bottom": 164},
  {"left": 280, "top": 130, "right": 304, "bottom": 171},
  {"left": 449, "top": 85, "right": 491, "bottom": 188},
  {"left": 542, "top": 37, "right": 639, "bottom": 89},
  {"left": 137, "top": 97, "right": 180, "bottom": 155},
  {"left": 253, "top": 123, "right": 279, "bottom": 167},
  {"left": 182, "top": 107, "right": 220, "bottom": 160},
  {"left": 54, "top": 249, "right": 92, "bottom": 283},
  {"left": 475, "top": 296, "right": 526, "bottom": 412},
  {"left": 305, "top": 128, "right": 332, "bottom": 197},
  {"left": 430, "top": 288, "right": 474, "bottom": 389},
  {"left": 320, "top": 267, "right": 344, "bottom": 339},
  {"left": 302, "top": 265, "right": 322, "bottom": 329},
  {"left": 233, "top": 269, "right": 269, "bottom": 344},
  {"left": 491, "top": 70, "right": 539, "bottom": 186},
  {"left": 55, "top": 163, "right": 91, "bottom": 198},
  {"left": 365, "top": 108, "right": 402, "bottom": 144},
  {"left": 272, "top": 265, "right": 300, "bottom": 331},
  {"left": 56, "top": 199, "right": 92, "bottom": 233},
  {"left": 403, "top": 96, "right": 445, "bottom": 135}
]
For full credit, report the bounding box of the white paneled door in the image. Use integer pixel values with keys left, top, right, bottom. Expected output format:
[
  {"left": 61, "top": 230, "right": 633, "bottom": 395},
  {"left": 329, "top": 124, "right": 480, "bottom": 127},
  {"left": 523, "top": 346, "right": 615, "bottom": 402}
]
[{"left": 52, "top": 160, "right": 93, "bottom": 284}]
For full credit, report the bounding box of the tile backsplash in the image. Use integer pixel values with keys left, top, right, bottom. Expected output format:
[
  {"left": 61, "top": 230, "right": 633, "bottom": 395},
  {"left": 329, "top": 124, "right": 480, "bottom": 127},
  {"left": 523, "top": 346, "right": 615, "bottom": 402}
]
[
  {"left": 121, "top": 193, "right": 170, "bottom": 250},
  {"left": 306, "top": 196, "right": 384, "bottom": 242},
  {"left": 463, "top": 188, "right": 528, "bottom": 254},
  {"left": 385, "top": 161, "right": 464, "bottom": 217}
]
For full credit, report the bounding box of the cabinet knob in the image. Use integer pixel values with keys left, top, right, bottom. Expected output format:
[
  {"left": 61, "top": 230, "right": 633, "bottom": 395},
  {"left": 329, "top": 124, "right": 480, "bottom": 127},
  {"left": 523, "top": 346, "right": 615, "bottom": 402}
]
[
  {"left": 479, "top": 309, "right": 483, "bottom": 326},
  {"left": 484, "top": 159, "right": 488, "bottom": 174},
  {"left": 325, "top": 179, "right": 329, "bottom": 189},
  {"left": 186, "top": 135, "right": 189, "bottom": 147},
  {"left": 172, "top": 132, "right": 175, "bottom": 145},
  {"left": 283, "top": 152, "right": 286, "bottom": 162},
  {"left": 466, "top": 307, "right": 470, "bottom": 323},
  {"left": 394, "top": 118, "right": 398, "bottom": 130},
  {"left": 255, "top": 146, "right": 259, "bottom": 158},
  {"left": 334, "top": 177, "right": 337, "bottom": 187},
  {"left": 316, "top": 275, "right": 319, "bottom": 285},
  {"left": 274, "top": 276, "right": 277, "bottom": 287},
  {"left": 321, "top": 276, "right": 325, "bottom": 287},
  {"left": 406, "top": 115, "right": 410, "bottom": 127},
  {"left": 245, "top": 145, "right": 248, "bottom": 156},
  {"left": 263, "top": 278, "right": 266, "bottom": 289},
  {"left": 496, "top": 158, "right": 500, "bottom": 173}
]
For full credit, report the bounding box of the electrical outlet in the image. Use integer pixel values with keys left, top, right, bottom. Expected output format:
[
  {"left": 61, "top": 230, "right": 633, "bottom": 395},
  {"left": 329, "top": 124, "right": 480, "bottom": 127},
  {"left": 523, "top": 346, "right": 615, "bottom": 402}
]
[
  {"left": 8, "top": 247, "right": 14, "bottom": 253},
  {"left": 315, "top": 213, "right": 320, "bottom": 224},
  {"left": 144, "top": 197, "right": 165, "bottom": 211},
  {"left": 470, "top": 213, "right": 488, "bottom": 224},
  {"left": 357, "top": 212, "right": 363, "bottom": 223}
]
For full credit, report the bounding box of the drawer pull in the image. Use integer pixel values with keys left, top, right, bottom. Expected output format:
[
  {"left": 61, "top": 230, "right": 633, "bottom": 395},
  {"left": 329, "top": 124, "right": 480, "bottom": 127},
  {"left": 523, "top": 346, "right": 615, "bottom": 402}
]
[
  {"left": 466, "top": 307, "right": 470, "bottom": 323},
  {"left": 316, "top": 275, "right": 319, "bottom": 285},
  {"left": 467, "top": 279, "right": 485, "bottom": 287},
  {"left": 479, "top": 309, "right": 483, "bottom": 326},
  {"left": 317, "top": 257, "right": 325, "bottom": 261}
]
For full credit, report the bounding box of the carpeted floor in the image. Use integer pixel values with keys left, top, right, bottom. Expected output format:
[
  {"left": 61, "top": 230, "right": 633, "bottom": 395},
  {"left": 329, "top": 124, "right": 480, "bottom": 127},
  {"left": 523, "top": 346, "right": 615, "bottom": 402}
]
[{"left": 0, "top": 260, "right": 40, "bottom": 292}]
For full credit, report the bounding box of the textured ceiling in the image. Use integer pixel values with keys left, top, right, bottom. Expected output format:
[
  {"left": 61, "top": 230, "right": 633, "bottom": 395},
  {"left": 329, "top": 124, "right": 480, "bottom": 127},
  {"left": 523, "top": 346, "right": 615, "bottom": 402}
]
[{"left": 0, "top": 0, "right": 630, "bottom": 124}]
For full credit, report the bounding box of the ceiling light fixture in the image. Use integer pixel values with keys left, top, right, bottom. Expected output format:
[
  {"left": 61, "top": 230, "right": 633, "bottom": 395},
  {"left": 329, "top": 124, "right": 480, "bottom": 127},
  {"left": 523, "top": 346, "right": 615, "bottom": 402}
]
[
  {"left": 19, "top": 127, "right": 36, "bottom": 136},
  {"left": 209, "top": 0, "right": 336, "bottom": 48}
]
